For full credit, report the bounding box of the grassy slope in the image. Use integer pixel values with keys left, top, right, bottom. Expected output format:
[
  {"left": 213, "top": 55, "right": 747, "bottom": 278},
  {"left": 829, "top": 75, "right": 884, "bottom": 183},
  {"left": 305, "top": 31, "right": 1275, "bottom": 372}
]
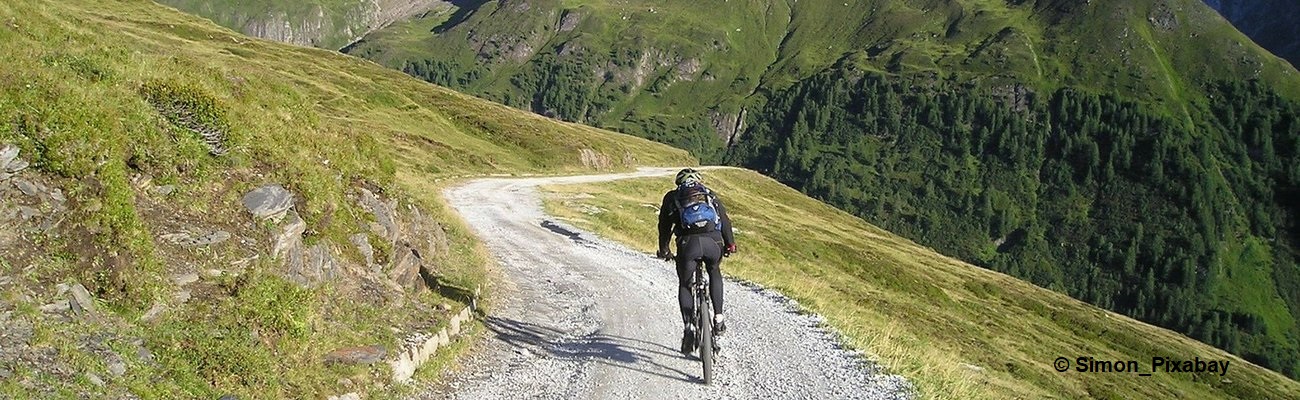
[
  {"left": 0, "top": 0, "right": 692, "bottom": 398},
  {"left": 540, "top": 168, "right": 1300, "bottom": 400}
]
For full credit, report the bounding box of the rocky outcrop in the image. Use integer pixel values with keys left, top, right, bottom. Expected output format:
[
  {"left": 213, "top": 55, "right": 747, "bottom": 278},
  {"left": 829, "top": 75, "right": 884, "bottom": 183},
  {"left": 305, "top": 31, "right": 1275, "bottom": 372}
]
[
  {"left": 709, "top": 108, "right": 747, "bottom": 147},
  {"left": 1205, "top": 0, "right": 1300, "bottom": 66},
  {"left": 161, "top": 0, "right": 452, "bottom": 50}
]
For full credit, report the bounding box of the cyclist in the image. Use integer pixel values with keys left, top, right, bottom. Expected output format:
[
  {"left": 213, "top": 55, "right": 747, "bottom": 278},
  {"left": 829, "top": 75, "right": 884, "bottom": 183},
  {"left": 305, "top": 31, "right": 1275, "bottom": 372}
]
[{"left": 656, "top": 168, "right": 737, "bottom": 354}]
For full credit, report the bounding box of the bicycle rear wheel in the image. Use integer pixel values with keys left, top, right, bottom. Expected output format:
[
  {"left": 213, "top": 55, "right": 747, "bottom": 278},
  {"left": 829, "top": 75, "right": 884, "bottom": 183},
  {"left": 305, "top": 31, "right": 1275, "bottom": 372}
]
[{"left": 698, "top": 293, "right": 714, "bottom": 385}]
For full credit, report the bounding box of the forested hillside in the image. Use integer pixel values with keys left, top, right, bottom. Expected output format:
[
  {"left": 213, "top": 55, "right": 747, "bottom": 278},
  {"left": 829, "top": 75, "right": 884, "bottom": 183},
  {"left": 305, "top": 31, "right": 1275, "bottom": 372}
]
[
  {"left": 728, "top": 69, "right": 1300, "bottom": 376},
  {"left": 176, "top": 0, "right": 1300, "bottom": 379}
]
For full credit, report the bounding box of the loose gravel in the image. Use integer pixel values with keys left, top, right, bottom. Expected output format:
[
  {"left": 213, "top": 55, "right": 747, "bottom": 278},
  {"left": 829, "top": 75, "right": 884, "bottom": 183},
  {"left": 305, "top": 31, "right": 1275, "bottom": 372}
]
[{"left": 420, "top": 168, "right": 913, "bottom": 399}]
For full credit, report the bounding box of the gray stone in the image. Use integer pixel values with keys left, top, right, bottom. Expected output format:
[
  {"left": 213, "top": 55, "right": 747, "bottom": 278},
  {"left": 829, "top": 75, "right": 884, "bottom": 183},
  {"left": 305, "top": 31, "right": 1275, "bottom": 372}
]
[
  {"left": 16, "top": 206, "right": 37, "bottom": 220},
  {"left": 388, "top": 244, "right": 425, "bottom": 292},
  {"left": 0, "top": 368, "right": 12, "bottom": 379},
  {"left": 39, "top": 300, "right": 69, "bottom": 314},
  {"left": 218, "top": 395, "right": 239, "bottom": 400},
  {"left": 140, "top": 303, "right": 166, "bottom": 321},
  {"left": 358, "top": 188, "right": 399, "bottom": 243},
  {"left": 86, "top": 373, "right": 105, "bottom": 387},
  {"left": 190, "top": 231, "right": 231, "bottom": 246},
  {"left": 323, "top": 345, "right": 386, "bottom": 365},
  {"left": 154, "top": 185, "right": 176, "bottom": 196},
  {"left": 172, "top": 273, "right": 200, "bottom": 286},
  {"left": 350, "top": 233, "right": 375, "bottom": 271},
  {"left": 12, "top": 179, "right": 39, "bottom": 197},
  {"left": 106, "top": 355, "right": 126, "bottom": 377},
  {"left": 241, "top": 184, "right": 294, "bottom": 220},
  {"left": 272, "top": 211, "right": 306, "bottom": 260},
  {"left": 327, "top": 393, "right": 361, "bottom": 400},
  {"left": 67, "top": 283, "right": 95, "bottom": 316},
  {"left": 47, "top": 188, "right": 64, "bottom": 203},
  {"left": 0, "top": 144, "right": 18, "bottom": 169},
  {"left": 5, "top": 159, "right": 28, "bottom": 174},
  {"left": 173, "top": 290, "right": 191, "bottom": 303},
  {"left": 136, "top": 344, "right": 155, "bottom": 364}
]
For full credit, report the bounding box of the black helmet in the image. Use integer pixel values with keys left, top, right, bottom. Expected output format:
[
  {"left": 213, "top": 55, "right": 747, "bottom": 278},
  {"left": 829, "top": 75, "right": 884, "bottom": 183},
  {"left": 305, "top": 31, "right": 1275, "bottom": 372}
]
[{"left": 675, "top": 168, "right": 702, "bottom": 186}]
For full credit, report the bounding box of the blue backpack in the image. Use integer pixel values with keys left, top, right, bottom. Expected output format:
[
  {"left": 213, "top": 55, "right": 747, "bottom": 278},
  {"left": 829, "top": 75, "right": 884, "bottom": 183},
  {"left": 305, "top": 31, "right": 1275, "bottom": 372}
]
[{"left": 675, "top": 182, "right": 721, "bottom": 232}]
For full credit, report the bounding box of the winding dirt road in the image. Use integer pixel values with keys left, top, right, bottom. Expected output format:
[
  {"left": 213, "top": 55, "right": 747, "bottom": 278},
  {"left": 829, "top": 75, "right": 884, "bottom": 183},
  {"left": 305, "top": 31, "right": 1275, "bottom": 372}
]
[{"left": 423, "top": 168, "right": 911, "bottom": 399}]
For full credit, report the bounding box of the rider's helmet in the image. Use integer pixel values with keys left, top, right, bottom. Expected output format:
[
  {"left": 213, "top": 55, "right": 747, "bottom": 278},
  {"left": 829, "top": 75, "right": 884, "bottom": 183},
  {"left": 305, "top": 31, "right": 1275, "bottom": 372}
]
[{"left": 675, "top": 168, "right": 703, "bottom": 186}]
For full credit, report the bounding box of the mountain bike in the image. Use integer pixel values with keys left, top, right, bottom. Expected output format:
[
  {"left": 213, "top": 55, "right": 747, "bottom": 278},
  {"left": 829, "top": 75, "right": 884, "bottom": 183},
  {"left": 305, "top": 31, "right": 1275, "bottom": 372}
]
[{"left": 687, "top": 255, "right": 718, "bottom": 385}]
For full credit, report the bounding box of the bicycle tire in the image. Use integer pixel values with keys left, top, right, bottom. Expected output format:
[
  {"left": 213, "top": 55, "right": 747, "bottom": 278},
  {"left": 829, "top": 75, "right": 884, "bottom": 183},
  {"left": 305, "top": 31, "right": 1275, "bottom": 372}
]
[{"left": 699, "top": 292, "right": 714, "bottom": 385}]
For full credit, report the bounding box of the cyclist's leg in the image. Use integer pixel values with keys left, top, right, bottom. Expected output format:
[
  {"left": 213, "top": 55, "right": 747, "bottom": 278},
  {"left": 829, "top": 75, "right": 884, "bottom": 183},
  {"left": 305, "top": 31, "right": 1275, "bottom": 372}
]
[
  {"left": 701, "top": 238, "right": 724, "bottom": 319},
  {"left": 675, "top": 236, "right": 705, "bottom": 327}
]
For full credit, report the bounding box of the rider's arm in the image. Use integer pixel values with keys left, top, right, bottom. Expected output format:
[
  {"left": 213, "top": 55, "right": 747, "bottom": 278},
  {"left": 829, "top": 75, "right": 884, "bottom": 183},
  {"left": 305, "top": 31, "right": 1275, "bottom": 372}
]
[
  {"left": 716, "top": 198, "right": 735, "bottom": 247},
  {"left": 658, "top": 190, "right": 676, "bottom": 251}
]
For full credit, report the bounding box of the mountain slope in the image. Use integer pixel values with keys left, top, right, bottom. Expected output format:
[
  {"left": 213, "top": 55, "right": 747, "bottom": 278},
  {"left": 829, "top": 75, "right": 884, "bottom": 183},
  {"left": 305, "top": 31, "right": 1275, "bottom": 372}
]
[
  {"left": 1204, "top": 0, "right": 1300, "bottom": 67},
  {"left": 154, "top": 0, "right": 450, "bottom": 50},
  {"left": 343, "top": 0, "right": 1299, "bottom": 154},
  {"left": 540, "top": 168, "right": 1300, "bottom": 399},
  {"left": 0, "top": 0, "right": 690, "bottom": 398},
  {"left": 338, "top": 0, "right": 1300, "bottom": 380}
]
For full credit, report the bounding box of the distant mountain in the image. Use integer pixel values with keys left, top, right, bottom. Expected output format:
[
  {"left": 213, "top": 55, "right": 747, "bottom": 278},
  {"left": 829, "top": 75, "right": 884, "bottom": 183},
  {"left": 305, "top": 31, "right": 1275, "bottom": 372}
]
[
  {"left": 1205, "top": 0, "right": 1300, "bottom": 67},
  {"left": 154, "top": 0, "right": 450, "bottom": 50}
]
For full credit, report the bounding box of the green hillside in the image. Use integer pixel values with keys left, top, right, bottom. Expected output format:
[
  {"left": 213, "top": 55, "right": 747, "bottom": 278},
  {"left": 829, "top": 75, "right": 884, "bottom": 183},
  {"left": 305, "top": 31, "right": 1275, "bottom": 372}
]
[
  {"left": 540, "top": 168, "right": 1300, "bottom": 399},
  {"left": 332, "top": 0, "right": 1300, "bottom": 379},
  {"left": 0, "top": 0, "right": 691, "bottom": 398}
]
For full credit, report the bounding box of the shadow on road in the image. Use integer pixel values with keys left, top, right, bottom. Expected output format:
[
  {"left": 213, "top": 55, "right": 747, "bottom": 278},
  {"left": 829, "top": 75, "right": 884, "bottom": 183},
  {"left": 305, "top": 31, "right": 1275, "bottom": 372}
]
[
  {"left": 540, "top": 220, "right": 599, "bottom": 248},
  {"left": 483, "top": 316, "right": 700, "bottom": 383}
]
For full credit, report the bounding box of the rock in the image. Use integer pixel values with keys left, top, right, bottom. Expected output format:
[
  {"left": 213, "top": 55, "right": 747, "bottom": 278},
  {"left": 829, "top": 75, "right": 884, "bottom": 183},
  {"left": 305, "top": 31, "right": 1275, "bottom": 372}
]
[
  {"left": 140, "top": 303, "right": 166, "bottom": 321},
  {"left": 388, "top": 245, "right": 425, "bottom": 292},
  {"left": 17, "top": 206, "right": 38, "bottom": 220},
  {"left": 67, "top": 283, "right": 95, "bottom": 316},
  {"left": 272, "top": 211, "right": 306, "bottom": 260},
  {"left": 173, "top": 290, "right": 191, "bottom": 303},
  {"left": 47, "top": 188, "right": 64, "bottom": 203},
  {"left": 204, "top": 269, "right": 226, "bottom": 278},
  {"left": 357, "top": 188, "right": 399, "bottom": 243},
  {"left": 106, "top": 355, "right": 126, "bottom": 377},
  {"left": 4, "top": 158, "right": 26, "bottom": 174},
  {"left": 86, "top": 373, "right": 105, "bottom": 387},
  {"left": 0, "top": 368, "right": 12, "bottom": 379},
  {"left": 172, "top": 273, "right": 200, "bottom": 286},
  {"left": 337, "top": 377, "right": 354, "bottom": 388},
  {"left": 190, "top": 231, "right": 231, "bottom": 246},
  {"left": 241, "top": 184, "right": 294, "bottom": 220},
  {"left": 350, "top": 233, "right": 375, "bottom": 272},
  {"left": 39, "top": 300, "right": 69, "bottom": 314},
  {"left": 154, "top": 185, "right": 176, "bottom": 196},
  {"left": 218, "top": 394, "right": 239, "bottom": 400},
  {"left": 163, "top": 231, "right": 231, "bottom": 247},
  {"left": 0, "top": 144, "right": 18, "bottom": 168},
  {"left": 323, "top": 345, "right": 387, "bottom": 365},
  {"left": 327, "top": 393, "right": 361, "bottom": 400},
  {"left": 134, "top": 342, "right": 155, "bottom": 364},
  {"left": 12, "top": 179, "right": 40, "bottom": 197}
]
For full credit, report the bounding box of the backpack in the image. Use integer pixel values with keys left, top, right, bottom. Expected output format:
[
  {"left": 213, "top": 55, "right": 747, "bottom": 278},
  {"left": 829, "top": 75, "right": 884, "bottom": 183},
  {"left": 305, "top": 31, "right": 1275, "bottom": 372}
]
[{"left": 674, "top": 182, "right": 721, "bottom": 233}]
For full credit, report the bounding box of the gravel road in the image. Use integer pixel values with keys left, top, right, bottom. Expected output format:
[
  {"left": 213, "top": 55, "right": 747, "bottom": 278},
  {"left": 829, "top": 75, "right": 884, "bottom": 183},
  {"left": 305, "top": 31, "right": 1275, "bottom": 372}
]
[{"left": 422, "top": 167, "right": 912, "bottom": 399}]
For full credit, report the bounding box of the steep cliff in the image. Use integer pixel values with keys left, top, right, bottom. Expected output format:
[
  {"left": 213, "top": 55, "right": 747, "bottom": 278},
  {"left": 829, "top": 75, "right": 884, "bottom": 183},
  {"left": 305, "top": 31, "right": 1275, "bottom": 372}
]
[
  {"left": 1205, "top": 0, "right": 1300, "bottom": 66},
  {"left": 156, "top": 0, "right": 450, "bottom": 50}
]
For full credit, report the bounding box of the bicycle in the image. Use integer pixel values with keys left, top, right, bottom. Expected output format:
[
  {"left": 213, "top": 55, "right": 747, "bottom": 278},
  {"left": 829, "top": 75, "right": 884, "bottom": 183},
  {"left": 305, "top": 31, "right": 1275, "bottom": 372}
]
[{"left": 684, "top": 255, "right": 718, "bottom": 385}]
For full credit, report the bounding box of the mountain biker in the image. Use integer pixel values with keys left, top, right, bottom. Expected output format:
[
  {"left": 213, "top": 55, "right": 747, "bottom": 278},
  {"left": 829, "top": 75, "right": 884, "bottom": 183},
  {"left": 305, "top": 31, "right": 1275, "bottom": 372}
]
[{"left": 656, "top": 168, "right": 737, "bottom": 354}]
